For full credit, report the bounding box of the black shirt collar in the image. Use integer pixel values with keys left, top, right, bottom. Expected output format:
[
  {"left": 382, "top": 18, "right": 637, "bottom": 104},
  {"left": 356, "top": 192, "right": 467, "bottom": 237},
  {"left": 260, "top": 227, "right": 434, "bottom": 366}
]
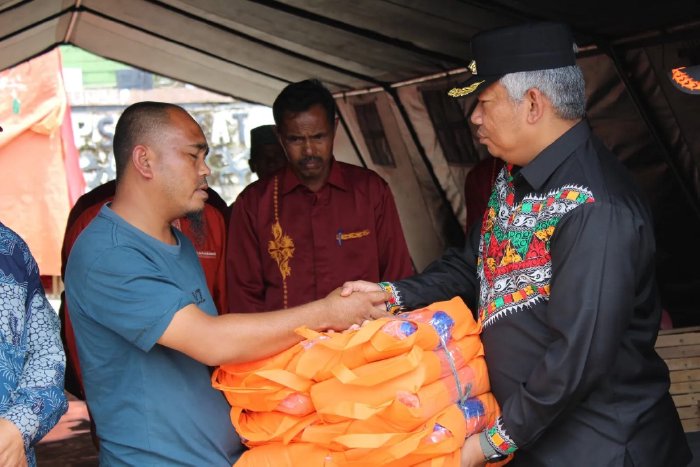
[{"left": 517, "top": 120, "right": 591, "bottom": 191}]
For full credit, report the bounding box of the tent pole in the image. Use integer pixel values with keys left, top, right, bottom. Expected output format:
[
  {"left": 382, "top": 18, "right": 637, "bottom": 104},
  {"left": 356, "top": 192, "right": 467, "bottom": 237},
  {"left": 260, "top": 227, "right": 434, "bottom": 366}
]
[
  {"left": 384, "top": 87, "right": 465, "bottom": 247},
  {"left": 601, "top": 41, "right": 700, "bottom": 220},
  {"left": 63, "top": 0, "right": 82, "bottom": 42}
]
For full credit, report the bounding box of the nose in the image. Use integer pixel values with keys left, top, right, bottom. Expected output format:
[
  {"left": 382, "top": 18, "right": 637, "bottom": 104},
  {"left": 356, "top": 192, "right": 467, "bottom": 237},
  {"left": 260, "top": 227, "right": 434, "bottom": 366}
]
[
  {"left": 302, "top": 138, "right": 313, "bottom": 156},
  {"left": 200, "top": 158, "right": 212, "bottom": 177},
  {"left": 470, "top": 102, "right": 483, "bottom": 126}
]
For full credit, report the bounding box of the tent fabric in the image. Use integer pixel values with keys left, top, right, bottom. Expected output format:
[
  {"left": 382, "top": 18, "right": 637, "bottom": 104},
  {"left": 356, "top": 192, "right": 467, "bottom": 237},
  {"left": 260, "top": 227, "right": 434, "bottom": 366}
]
[
  {"left": 335, "top": 92, "right": 456, "bottom": 270},
  {"left": 0, "top": 48, "right": 78, "bottom": 276},
  {"left": 576, "top": 49, "right": 700, "bottom": 327},
  {"left": 2, "top": 1, "right": 698, "bottom": 105},
  {"left": 397, "top": 82, "right": 472, "bottom": 227}
]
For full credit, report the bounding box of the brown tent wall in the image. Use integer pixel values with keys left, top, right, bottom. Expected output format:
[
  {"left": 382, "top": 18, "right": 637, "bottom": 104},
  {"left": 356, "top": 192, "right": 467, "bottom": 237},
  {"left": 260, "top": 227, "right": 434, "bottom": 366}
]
[{"left": 335, "top": 91, "right": 456, "bottom": 271}]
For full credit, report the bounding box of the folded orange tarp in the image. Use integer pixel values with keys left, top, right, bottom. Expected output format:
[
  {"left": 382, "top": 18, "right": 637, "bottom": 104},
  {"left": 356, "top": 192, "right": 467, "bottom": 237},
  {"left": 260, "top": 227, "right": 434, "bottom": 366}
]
[
  {"left": 213, "top": 297, "right": 506, "bottom": 466},
  {"left": 234, "top": 406, "right": 468, "bottom": 467},
  {"left": 310, "top": 355, "right": 489, "bottom": 424}
]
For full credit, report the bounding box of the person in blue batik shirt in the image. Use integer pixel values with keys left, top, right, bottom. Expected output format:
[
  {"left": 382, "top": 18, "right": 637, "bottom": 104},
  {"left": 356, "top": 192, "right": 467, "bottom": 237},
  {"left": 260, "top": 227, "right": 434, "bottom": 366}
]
[{"left": 0, "top": 221, "right": 68, "bottom": 467}]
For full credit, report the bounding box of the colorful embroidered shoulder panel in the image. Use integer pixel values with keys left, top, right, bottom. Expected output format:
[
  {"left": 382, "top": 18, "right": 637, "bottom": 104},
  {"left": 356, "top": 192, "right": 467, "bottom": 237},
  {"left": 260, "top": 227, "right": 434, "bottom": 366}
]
[{"left": 477, "top": 168, "right": 594, "bottom": 327}]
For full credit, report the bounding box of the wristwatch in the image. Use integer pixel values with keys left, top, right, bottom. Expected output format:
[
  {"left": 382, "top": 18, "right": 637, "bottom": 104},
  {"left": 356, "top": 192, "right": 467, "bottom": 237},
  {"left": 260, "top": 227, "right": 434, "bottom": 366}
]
[
  {"left": 479, "top": 431, "right": 508, "bottom": 463},
  {"left": 485, "top": 452, "right": 508, "bottom": 463}
]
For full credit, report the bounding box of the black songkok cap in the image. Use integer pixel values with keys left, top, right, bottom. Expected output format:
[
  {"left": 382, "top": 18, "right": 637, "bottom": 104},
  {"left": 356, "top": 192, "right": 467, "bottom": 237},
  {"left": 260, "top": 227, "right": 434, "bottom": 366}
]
[
  {"left": 448, "top": 22, "right": 576, "bottom": 98},
  {"left": 250, "top": 124, "right": 277, "bottom": 147}
]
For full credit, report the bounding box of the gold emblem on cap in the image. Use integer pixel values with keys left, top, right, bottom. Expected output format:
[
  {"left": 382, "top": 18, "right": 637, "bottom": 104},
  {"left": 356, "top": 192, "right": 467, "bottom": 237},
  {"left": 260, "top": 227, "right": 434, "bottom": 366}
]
[
  {"left": 468, "top": 60, "right": 478, "bottom": 75},
  {"left": 447, "top": 80, "right": 485, "bottom": 98}
]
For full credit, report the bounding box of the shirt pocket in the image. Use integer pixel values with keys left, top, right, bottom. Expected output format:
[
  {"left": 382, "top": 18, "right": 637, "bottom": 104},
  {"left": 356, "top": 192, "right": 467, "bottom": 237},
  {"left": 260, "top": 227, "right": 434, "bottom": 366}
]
[{"left": 334, "top": 228, "right": 371, "bottom": 247}]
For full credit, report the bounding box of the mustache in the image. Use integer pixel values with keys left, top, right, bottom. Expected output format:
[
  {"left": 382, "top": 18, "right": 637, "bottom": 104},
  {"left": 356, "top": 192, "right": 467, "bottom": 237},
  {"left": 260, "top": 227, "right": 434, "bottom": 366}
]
[{"left": 297, "top": 156, "right": 323, "bottom": 165}]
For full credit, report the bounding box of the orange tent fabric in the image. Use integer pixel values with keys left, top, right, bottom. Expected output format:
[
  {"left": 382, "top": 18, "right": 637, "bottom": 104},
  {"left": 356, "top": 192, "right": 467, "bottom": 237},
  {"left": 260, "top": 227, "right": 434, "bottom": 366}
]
[
  {"left": 0, "top": 49, "right": 83, "bottom": 275},
  {"left": 213, "top": 297, "right": 507, "bottom": 466}
]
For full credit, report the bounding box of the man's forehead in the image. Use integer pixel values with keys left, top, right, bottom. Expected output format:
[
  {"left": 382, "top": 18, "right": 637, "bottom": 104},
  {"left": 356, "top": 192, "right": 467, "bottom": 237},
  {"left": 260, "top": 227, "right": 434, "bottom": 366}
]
[
  {"left": 172, "top": 111, "right": 206, "bottom": 138},
  {"left": 478, "top": 81, "right": 503, "bottom": 99},
  {"left": 157, "top": 115, "right": 207, "bottom": 152},
  {"left": 283, "top": 103, "right": 329, "bottom": 120},
  {"left": 281, "top": 116, "right": 332, "bottom": 132}
]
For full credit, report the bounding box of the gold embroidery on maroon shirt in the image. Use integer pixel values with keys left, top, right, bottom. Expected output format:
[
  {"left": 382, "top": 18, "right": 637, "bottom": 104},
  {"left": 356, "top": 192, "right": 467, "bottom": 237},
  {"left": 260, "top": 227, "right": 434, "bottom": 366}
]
[{"left": 267, "top": 176, "right": 295, "bottom": 308}]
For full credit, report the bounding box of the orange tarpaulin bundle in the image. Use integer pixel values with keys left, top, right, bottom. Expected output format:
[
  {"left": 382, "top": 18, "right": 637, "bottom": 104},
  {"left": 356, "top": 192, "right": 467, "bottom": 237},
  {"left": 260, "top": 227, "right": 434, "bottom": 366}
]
[{"left": 212, "top": 297, "right": 504, "bottom": 466}]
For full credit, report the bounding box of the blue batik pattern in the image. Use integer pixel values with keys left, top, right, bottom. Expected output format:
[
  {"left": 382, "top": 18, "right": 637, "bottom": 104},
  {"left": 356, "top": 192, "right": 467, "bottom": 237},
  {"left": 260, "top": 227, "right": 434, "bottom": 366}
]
[{"left": 0, "top": 222, "right": 67, "bottom": 467}]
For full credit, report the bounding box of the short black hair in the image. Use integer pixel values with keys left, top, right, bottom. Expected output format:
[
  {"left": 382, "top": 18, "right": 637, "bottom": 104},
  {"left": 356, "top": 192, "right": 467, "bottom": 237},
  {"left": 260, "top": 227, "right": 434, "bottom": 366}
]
[
  {"left": 112, "top": 101, "right": 183, "bottom": 180},
  {"left": 272, "top": 79, "right": 336, "bottom": 128}
]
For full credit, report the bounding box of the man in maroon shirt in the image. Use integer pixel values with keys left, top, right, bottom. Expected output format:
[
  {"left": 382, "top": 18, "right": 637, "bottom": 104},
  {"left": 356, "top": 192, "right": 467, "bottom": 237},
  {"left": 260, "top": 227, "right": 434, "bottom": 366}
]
[
  {"left": 464, "top": 156, "right": 504, "bottom": 229},
  {"left": 227, "top": 79, "right": 414, "bottom": 312}
]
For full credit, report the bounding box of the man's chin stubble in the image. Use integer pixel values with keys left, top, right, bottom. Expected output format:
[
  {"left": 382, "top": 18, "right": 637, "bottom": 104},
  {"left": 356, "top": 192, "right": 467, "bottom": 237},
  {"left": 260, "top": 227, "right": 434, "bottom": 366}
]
[{"left": 185, "top": 210, "right": 206, "bottom": 246}]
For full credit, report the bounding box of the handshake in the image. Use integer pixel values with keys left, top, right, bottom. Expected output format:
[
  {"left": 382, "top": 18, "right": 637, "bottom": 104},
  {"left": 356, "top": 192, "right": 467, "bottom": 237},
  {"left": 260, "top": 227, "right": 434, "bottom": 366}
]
[{"left": 318, "top": 280, "right": 394, "bottom": 331}]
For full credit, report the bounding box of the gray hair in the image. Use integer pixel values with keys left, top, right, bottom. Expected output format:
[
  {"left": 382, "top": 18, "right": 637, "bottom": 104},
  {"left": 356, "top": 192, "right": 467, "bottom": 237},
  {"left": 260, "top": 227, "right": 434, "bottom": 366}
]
[{"left": 499, "top": 65, "right": 586, "bottom": 120}]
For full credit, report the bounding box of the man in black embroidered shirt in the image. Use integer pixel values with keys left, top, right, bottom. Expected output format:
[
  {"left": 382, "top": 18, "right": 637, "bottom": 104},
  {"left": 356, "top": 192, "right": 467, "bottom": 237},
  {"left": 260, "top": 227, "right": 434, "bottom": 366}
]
[{"left": 342, "top": 22, "right": 690, "bottom": 466}]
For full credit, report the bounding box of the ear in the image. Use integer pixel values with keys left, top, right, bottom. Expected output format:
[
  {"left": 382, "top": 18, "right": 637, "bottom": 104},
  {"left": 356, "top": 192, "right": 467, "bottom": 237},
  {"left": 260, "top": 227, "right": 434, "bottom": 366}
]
[
  {"left": 333, "top": 116, "right": 339, "bottom": 133},
  {"left": 524, "top": 88, "right": 546, "bottom": 124},
  {"left": 132, "top": 144, "right": 154, "bottom": 179}
]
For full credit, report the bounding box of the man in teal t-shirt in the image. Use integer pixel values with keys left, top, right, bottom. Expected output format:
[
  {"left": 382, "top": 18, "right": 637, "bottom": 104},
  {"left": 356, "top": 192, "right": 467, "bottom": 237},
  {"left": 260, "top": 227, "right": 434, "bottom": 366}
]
[
  {"left": 65, "top": 102, "right": 389, "bottom": 466},
  {"left": 66, "top": 205, "right": 241, "bottom": 465}
]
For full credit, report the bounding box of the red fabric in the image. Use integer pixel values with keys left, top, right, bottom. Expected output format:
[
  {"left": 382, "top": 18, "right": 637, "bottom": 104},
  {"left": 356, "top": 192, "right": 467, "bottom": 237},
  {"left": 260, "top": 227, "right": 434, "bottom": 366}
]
[
  {"left": 59, "top": 180, "right": 229, "bottom": 398},
  {"left": 0, "top": 49, "right": 73, "bottom": 276},
  {"left": 171, "top": 209, "right": 229, "bottom": 314},
  {"left": 59, "top": 102, "right": 86, "bottom": 206},
  {"left": 464, "top": 157, "right": 504, "bottom": 229},
  {"left": 227, "top": 161, "right": 414, "bottom": 312}
]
